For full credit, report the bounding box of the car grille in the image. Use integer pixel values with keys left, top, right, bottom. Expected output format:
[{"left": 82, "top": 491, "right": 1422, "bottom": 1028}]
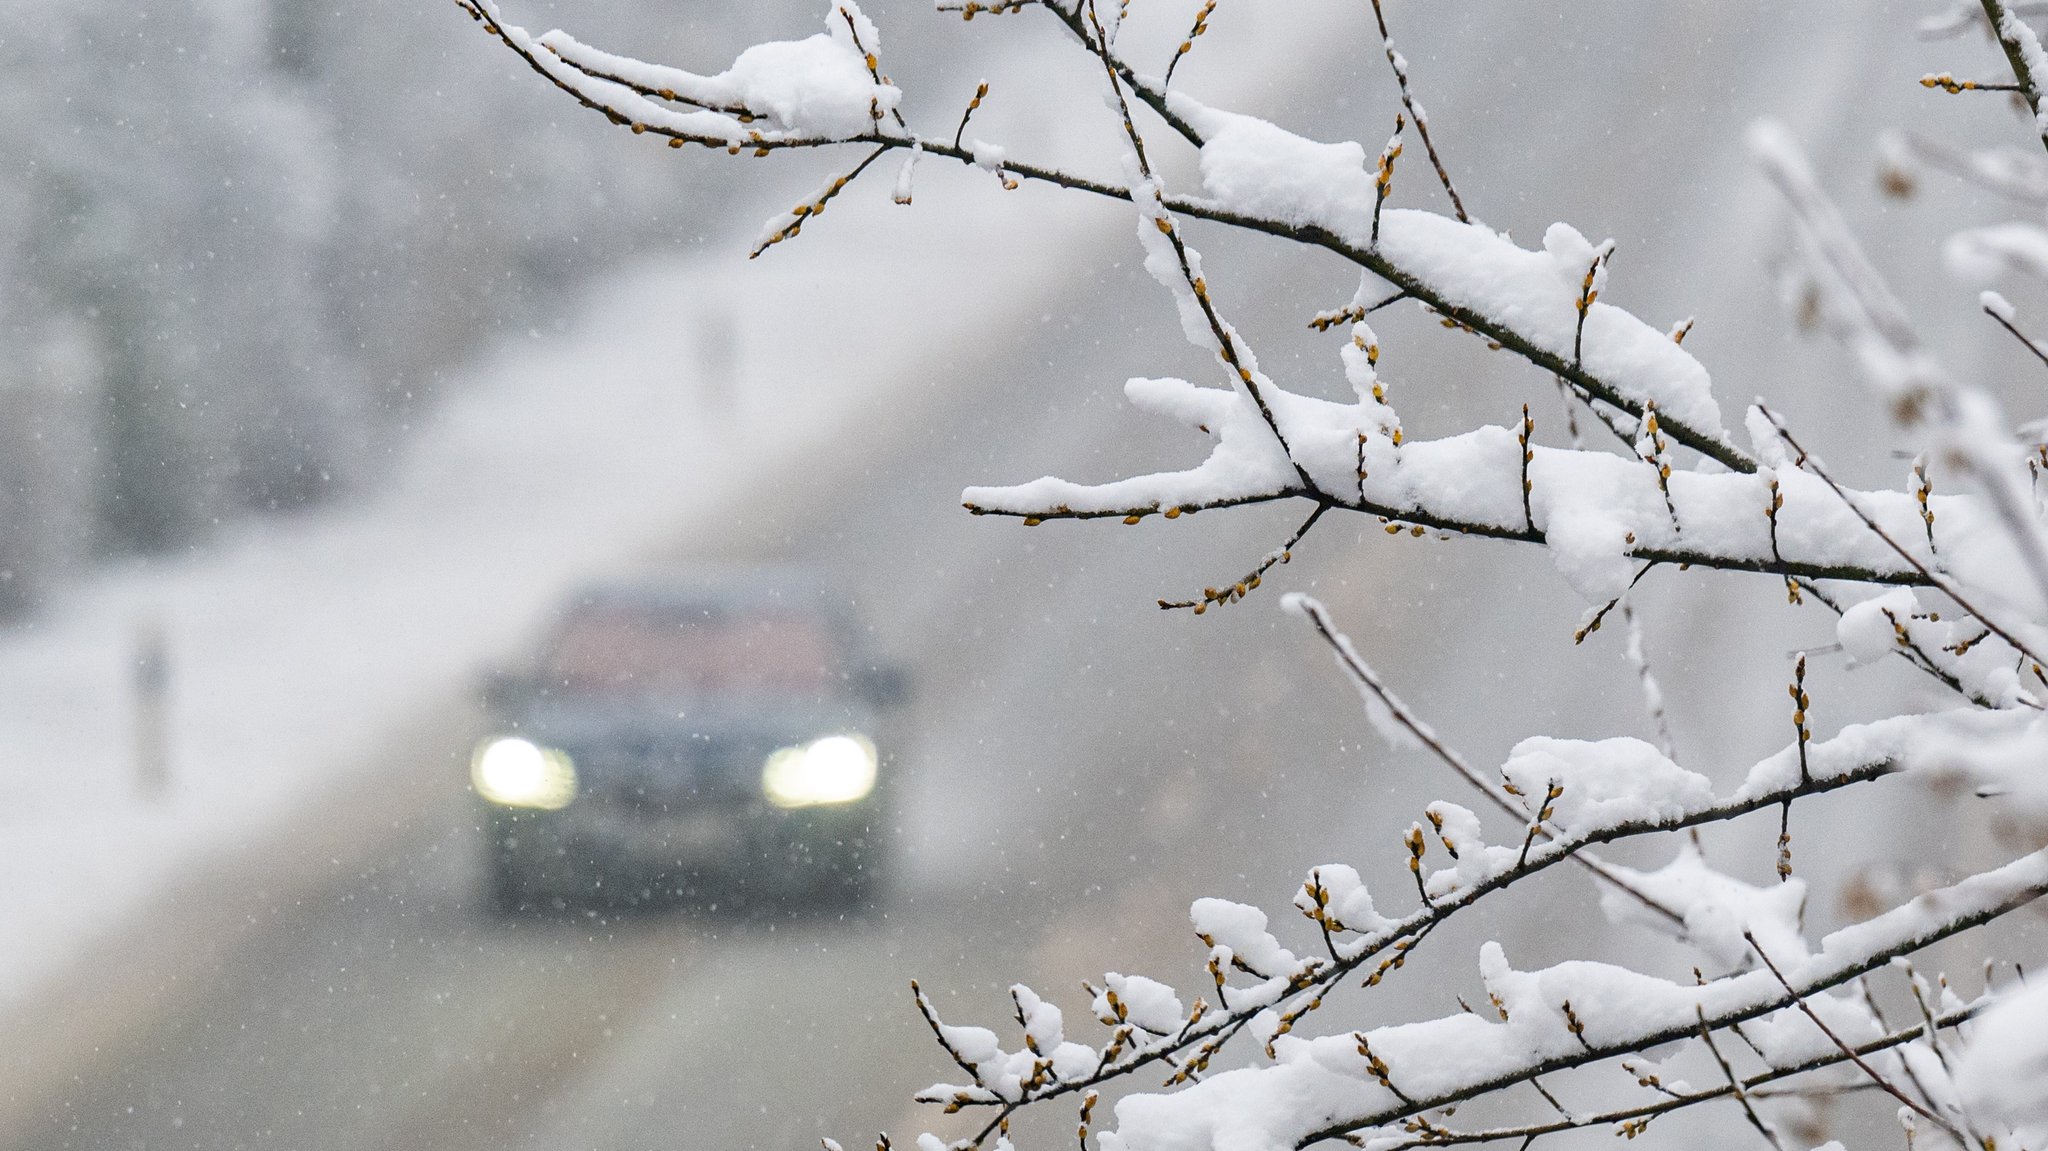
[{"left": 568, "top": 739, "right": 759, "bottom": 810}]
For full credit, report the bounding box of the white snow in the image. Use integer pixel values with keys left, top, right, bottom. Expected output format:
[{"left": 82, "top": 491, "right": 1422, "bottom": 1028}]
[
  {"left": 1373, "top": 208, "right": 1729, "bottom": 442},
  {"left": 1945, "top": 221, "right": 2048, "bottom": 283},
  {"left": 1599, "top": 843, "right": 1810, "bottom": 974},
  {"left": 1078, "top": 92, "right": 1739, "bottom": 476},
  {"left": 2000, "top": 6, "right": 2048, "bottom": 147},
  {"left": 1190, "top": 899, "right": 1298, "bottom": 981},
  {"left": 1837, "top": 586, "right": 1919, "bottom": 666},
  {"left": 952, "top": 98, "right": 2048, "bottom": 662},
  {"left": 1013, "top": 984, "right": 1066, "bottom": 1052},
  {"left": 496, "top": 0, "right": 901, "bottom": 146},
  {"left": 1177, "top": 101, "right": 1372, "bottom": 233},
  {"left": 1954, "top": 979, "right": 2048, "bottom": 1139},
  {"left": 969, "top": 138, "right": 1009, "bottom": 171},
  {"left": 1499, "top": 736, "right": 1715, "bottom": 831},
  {"left": 1098, "top": 973, "right": 1187, "bottom": 1036},
  {"left": 939, "top": 1022, "right": 1005, "bottom": 1067},
  {"left": 1293, "top": 863, "right": 1391, "bottom": 935},
  {"left": 1540, "top": 500, "right": 1639, "bottom": 602},
  {"left": 1419, "top": 801, "right": 1514, "bottom": 899},
  {"left": 893, "top": 144, "right": 922, "bottom": 204}
]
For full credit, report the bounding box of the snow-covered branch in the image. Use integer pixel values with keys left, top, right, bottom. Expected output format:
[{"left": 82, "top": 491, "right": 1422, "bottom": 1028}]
[
  {"left": 463, "top": 1, "right": 2048, "bottom": 1146},
  {"left": 1280, "top": 847, "right": 2048, "bottom": 1150},
  {"left": 1362, "top": 997, "right": 1983, "bottom": 1151},
  {"left": 907, "top": 693, "right": 2048, "bottom": 1132},
  {"left": 458, "top": 0, "right": 1749, "bottom": 466}
]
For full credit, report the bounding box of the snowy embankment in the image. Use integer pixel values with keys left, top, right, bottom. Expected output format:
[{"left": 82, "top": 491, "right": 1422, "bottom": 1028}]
[
  {"left": 0, "top": 0, "right": 1369, "bottom": 1042},
  {"left": 0, "top": 177, "right": 1065, "bottom": 1011}
]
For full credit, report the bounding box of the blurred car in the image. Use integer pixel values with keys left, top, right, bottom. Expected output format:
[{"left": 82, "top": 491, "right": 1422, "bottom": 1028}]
[{"left": 470, "top": 570, "right": 906, "bottom": 913}]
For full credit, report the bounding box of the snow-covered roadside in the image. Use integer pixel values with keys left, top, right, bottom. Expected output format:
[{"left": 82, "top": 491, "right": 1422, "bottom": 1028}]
[
  {"left": 0, "top": 183, "right": 1061, "bottom": 1011},
  {"left": 0, "top": 0, "right": 1367, "bottom": 1021}
]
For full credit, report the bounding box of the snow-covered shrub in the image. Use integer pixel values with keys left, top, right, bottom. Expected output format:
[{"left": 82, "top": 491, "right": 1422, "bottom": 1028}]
[{"left": 463, "top": 1, "right": 2048, "bottom": 1146}]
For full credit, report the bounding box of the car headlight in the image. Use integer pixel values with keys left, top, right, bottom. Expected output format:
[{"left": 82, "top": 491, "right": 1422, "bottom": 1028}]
[
  {"left": 762, "top": 734, "right": 877, "bottom": 809},
  {"left": 471, "top": 736, "right": 578, "bottom": 810}
]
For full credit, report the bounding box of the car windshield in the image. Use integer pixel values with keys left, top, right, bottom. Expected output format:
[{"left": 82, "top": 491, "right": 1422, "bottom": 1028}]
[{"left": 541, "top": 599, "right": 838, "bottom": 697}]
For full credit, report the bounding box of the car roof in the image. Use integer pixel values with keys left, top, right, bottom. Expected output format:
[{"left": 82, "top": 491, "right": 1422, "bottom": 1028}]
[{"left": 560, "top": 565, "right": 850, "bottom": 622}]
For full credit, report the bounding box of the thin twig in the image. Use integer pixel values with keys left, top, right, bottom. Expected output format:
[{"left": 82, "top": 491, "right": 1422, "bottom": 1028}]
[
  {"left": 481, "top": 0, "right": 1756, "bottom": 471},
  {"left": 751, "top": 146, "right": 890, "bottom": 257},
  {"left": 838, "top": 7, "right": 910, "bottom": 134},
  {"left": 1159, "top": 504, "right": 1327, "bottom": 613},
  {"left": 1741, "top": 931, "right": 1960, "bottom": 1137},
  {"left": 1980, "top": 0, "right": 2048, "bottom": 155},
  {"left": 1298, "top": 866, "right": 2047, "bottom": 1149},
  {"left": 1757, "top": 122, "right": 2048, "bottom": 610},
  {"left": 914, "top": 742, "right": 1921, "bottom": 1124},
  {"left": 912, "top": 979, "right": 986, "bottom": 1086},
  {"left": 1764, "top": 405, "right": 2048, "bottom": 671},
  {"left": 1362, "top": 1003, "right": 1983, "bottom": 1151},
  {"left": 1292, "top": 596, "right": 1684, "bottom": 926},
  {"left": 968, "top": 479, "right": 1937, "bottom": 590},
  {"left": 1695, "top": 1008, "right": 1787, "bottom": 1151},
  {"left": 1162, "top": 0, "right": 1217, "bottom": 87},
  {"left": 1920, "top": 71, "right": 2025, "bottom": 92},
  {"left": 1620, "top": 604, "right": 1677, "bottom": 761},
  {"left": 1793, "top": 576, "right": 2026, "bottom": 709},
  {"left": 1984, "top": 298, "right": 2048, "bottom": 373},
  {"left": 1517, "top": 404, "right": 1535, "bottom": 533},
  {"left": 1573, "top": 563, "right": 1656, "bottom": 645},
  {"left": 1078, "top": 0, "right": 1319, "bottom": 496},
  {"left": 1366, "top": 0, "right": 1468, "bottom": 221},
  {"left": 1309, "top": 289, "right": 1408, "bottom": 331},
  {"left": 953, "top": 80, "right": 989, "bottom": 150}
]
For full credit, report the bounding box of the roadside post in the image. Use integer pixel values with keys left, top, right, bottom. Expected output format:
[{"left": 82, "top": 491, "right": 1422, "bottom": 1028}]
[{"left": 134, "top": 617, "right": 169, "bottom": 801}]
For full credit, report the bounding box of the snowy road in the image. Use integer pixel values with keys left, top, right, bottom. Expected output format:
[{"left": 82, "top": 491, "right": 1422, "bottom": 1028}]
[
  {"left": 9, "top": 235, "right": 1383, "bottom": 1149},
  {"left": 4, "top": 5, "right": 2001, "bottom": 1150}
]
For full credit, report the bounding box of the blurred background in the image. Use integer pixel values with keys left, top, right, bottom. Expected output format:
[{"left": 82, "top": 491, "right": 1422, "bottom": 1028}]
[{"left": 2, "top": 1, "right": 2044, "bottom": 1149}]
